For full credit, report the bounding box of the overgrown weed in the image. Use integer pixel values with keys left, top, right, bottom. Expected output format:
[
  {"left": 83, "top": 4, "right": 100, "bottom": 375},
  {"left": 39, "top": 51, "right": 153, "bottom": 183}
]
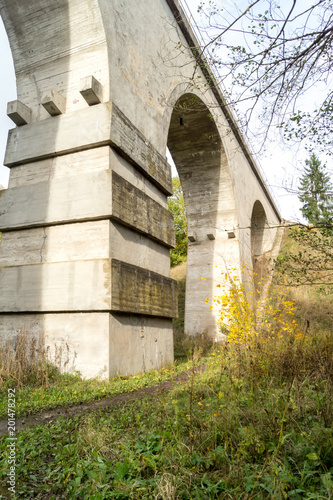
[
  {"left": 1, "top": 341, "right": 332, "bottom": 498},
  {"left": 0, "top": 331, "right": 59, "bottom": 389}
]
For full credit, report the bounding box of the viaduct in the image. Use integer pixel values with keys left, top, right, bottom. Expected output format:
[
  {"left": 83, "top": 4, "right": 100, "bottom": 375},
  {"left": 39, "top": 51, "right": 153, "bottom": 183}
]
[{"left": 0, "top": 0, "right": 281, "bottom": 378}]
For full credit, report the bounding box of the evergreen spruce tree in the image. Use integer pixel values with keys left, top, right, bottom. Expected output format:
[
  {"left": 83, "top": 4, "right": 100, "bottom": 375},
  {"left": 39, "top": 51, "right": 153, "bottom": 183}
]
[{"left": 298, "top": 154, "right": 333, "bottom": 227}]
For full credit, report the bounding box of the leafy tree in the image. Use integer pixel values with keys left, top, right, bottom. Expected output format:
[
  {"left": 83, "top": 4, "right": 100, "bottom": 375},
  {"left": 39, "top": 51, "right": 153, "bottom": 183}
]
[
  {"left": 298, "top": 154, "right": 333, "bottom": 227},
  {"left": 191, "top": 0, "right": 333, "bottom": 151},
  {"left": 168, "top": 177, "right": 187, "bottom": 267}
]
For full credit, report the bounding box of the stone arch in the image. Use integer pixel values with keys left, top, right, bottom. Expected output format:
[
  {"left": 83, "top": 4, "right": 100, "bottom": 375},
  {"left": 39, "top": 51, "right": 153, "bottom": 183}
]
[
  {"left": 167, "top": 92, "right": 239, "bottom": 338},
  {"left": 251, "top": 200, "right": 270, "bottom": 259},
  {"left": 250, "top": 200, "right": 274, "bottom": 293}
]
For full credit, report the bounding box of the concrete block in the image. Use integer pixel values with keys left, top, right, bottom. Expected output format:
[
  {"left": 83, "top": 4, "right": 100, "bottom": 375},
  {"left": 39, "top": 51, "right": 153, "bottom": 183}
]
[
  {"left": 0, "top": 259, "right": 111, "bottom": 312},
  {"left": 110, "top": 221, "right": 171, "bottom": 276},
  {"left": 41, "top": 89, "right": 66, "bottom": 116},
  {"left": 109, "top": 314, "right": 174, "bottom": 376},
  {"left": 0, "top": 313, "right": 174, "bottom": 379},
  {"left": 80, "top": 75, "right": 103, "bottom": 105},
  {"left": 8, "top": 147, "right": 111, "bottom": 189},
  {"left": 0, "top": 221, "right": 111, "bottom": 267},
  {"left": 0, "top": 220, "right": 170, "bottom": 276},
  {"left": 112, "top": 172, "right": 175, "bottom": 247},
  {"left": 0, "top": 170, "right": 172, "bottom": 250},
  {"left": 111, "top": 259, "right": 177, "bottom": 317},
  {"left": 5, "top": 104, "right": 112, "bottom": 168},
  {"left": 110, "top": 104, "right": 172, "bottom": 195},
  {"left": 0, "top": 313, "right": 110, "bottom": 379},
  {"left": 4, "top": 102, "right": 172, "bottom": 195},
  {"left": 7, "top": 100, "right": 31, "bottom": 126},
  {"left": 0, "top": 170, "right": 112, "bottom": 231}
]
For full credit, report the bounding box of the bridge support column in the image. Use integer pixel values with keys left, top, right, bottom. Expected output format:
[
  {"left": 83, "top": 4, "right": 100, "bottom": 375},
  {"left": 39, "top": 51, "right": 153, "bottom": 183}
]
[{"left": 0, "top": 102, "right": 177, "bottom": 378}]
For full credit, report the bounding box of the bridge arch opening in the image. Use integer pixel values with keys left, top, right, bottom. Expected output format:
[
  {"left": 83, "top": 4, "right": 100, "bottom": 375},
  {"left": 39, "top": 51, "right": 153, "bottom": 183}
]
[
  {"left": 167, "top": 93, "right": 233, "bottom": 337},
  {"left": 251, "top": 200, "right": 272, "bottom": 292},
  {"left": 251, "top": 200, "right": 270, "bottom": 259}
]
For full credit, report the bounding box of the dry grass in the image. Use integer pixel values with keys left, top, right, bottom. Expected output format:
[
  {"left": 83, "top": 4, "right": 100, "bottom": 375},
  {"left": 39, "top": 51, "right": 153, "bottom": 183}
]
[
  {"left": 170, "top": 260, "right": 187, "bottom": 282},
  {"left": 275, "top": 226, "right": 333, "bottom": 332},
  {"left": 0, "top": 331, "right": 58, "bottom": 388}
]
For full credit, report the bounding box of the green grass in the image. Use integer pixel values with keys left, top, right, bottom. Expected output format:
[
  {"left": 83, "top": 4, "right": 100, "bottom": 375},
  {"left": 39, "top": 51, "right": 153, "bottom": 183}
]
[
  {"left": 1, "top": 336, "right": 333, "bottom": 499},
  {"left": 0, "top": 359, "right": 203, "bottom": 420}
]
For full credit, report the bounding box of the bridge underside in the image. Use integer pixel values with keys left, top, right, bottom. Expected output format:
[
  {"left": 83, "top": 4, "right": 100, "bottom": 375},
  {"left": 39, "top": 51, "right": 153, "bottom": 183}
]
[{"left": 0, "top": 0, "right": 281, "bottom": 378}]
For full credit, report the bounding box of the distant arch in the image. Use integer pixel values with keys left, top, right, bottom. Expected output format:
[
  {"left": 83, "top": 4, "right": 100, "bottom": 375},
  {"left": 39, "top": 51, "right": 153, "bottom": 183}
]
[{"left": 251, "top": 200, "right": 270, "bottom": 259}]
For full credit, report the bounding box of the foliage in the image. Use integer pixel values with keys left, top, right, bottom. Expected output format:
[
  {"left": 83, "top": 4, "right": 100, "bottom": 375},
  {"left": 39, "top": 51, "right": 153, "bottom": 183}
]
[
  {"left": 298, "top": 154, "right": 333, "bottom": 227},
  {"left": 209, "top": 269, "right": 255, "bottom": 344},
  {"left": 195, "top": 0, "right": 333, "bottom": 151},
  {"left": 209, "top": 267, "right": 302, "bottom": 345},
  {"left": 168, "top": 177, "right": 187, "bottom": 267}
]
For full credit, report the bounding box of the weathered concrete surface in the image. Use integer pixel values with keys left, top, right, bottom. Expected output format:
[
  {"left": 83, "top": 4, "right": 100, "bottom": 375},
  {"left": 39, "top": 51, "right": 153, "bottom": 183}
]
[
  {"left": 0, "top": 314, "right": 111, "bottom": 379},
  {"left": 7, "top": 100, "right": 31, "bottom": 126},
  {"left": 0, "top": 257, "right": 177, "bottom": 315},
  {"left": 0, "top": 170, "right": 113, "bottom": 230},
  {"left": 0, "top": 313, "right": 174, "bottom": 378},
  {"left": 0, "top": 259, "right": 111, "bottom": 312},
  {"left": 41, "top": 89, "right": 66, "bottom": 116},
  {"left": 111, "top": 260, "right": 177, "bottom": 317},
  {"left": 0, "top": 221, "right": 110, "bottom": 266},
  {"left": 0, "top": 167, "right": 174, "bottom": 248},
  {"left": 0, "top": 0, "right": 281, "bottom": 378},
  {"left": 112, "top": 172, "right": 175, "bottom": 247},
  {"left": 80, "top": 75, "right": 104, "bottom": 105},
  {"left": 4, "top": 102, "right": 172, "bottom": 195},
  {"left": 0, "top": 220, "right": 171, "bottom": 276},
  {"left": 109, "top": 314, "right": 174, "bottom": 375},
  {"left": 5, "top": 103, "right": 112, "bottom": 166}
]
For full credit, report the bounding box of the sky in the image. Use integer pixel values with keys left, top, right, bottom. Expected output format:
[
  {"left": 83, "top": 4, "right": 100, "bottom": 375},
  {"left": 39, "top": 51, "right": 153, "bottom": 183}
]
[
  {"left": 0, "top": 1, "right": 324, "bottom": 222},
  {"left": 0, "top": 17, "right": 16, "bottom": 190}
]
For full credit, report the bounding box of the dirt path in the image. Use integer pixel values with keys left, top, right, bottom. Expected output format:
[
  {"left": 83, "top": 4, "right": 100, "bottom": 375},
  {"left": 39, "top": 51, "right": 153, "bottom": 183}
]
[{"left": 0, "top": 364, "right": 207, "bottom": 437}]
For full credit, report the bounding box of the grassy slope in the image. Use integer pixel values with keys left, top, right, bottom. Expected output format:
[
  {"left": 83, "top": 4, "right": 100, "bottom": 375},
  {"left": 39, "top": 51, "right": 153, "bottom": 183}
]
[
  {"left": 1, "top": 345, "right": 332, "bottom": 499},
  {"left": 275, "top": 226, "right": 333, "bottom": 332}
]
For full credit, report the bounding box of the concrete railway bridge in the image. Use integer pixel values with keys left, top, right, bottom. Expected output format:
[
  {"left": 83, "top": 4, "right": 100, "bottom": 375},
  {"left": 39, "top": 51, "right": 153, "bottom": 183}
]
[{"left": 0, "top": 0, "right": 281, "bottom": 377}]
